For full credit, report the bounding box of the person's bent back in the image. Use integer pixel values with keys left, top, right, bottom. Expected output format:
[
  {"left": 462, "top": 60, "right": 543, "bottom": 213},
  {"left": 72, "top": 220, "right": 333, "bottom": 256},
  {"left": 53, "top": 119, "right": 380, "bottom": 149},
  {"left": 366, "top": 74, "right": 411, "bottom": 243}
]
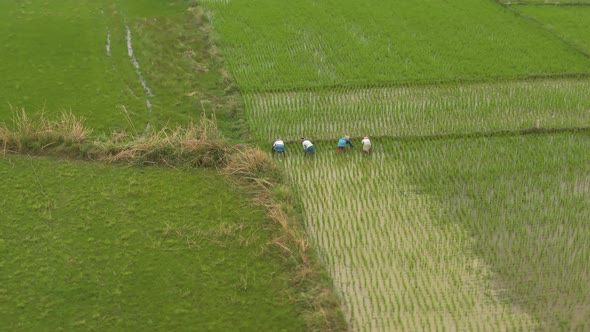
[
  {"left": 273, "top": 139, "right": 285, "bottom": 154},
  {"left": 361, "top": 136, "right": 371, "bottom": 155},
  {"left": 301, "top": 138, "right": 315, "bottom": 156},
  {"left": 337, "top": 135, "right": 353, "bottom": 152}
]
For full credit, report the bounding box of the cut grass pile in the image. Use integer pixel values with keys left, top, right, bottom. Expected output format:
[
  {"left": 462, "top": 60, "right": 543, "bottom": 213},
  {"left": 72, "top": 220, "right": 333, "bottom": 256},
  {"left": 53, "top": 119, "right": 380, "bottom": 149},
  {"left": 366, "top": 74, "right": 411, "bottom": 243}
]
[{"left": 0, "top": 155, "right": 305, "bottom": 331}]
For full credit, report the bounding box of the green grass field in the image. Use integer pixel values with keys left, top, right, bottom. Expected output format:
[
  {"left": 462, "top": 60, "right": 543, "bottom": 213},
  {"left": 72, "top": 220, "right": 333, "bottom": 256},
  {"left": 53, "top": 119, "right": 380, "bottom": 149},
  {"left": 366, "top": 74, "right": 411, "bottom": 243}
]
[
  {"left": 0, "top": 155, "right": 305, "bottom": 331},
  {"left": 0, "top": 0, "right": 244, "bottom": 137},
  {"left": 0, "top": 1, "right": 321, "bottom": 330}
]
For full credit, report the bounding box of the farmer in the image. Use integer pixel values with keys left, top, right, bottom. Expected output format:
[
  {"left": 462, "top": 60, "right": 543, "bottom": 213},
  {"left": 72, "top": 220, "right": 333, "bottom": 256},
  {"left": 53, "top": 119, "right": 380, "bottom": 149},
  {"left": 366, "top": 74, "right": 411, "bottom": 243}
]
[
  {"left": 301, "top": 138, "right": 315, "bottom": 157},
  {"left": 337, "top": 135, "right": 353, "bottom": 152},
  {"left": 272, "top": 138, "right": 285, "bottom": 156},
  {"left": 361, "top": 136, "right": 372, "bottom": 155}
]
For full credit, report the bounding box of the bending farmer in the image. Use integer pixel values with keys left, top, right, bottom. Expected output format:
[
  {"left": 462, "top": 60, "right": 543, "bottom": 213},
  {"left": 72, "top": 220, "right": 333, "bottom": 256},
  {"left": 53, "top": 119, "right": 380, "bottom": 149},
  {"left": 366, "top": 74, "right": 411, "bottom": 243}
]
[
  {"left": 337, "top": 135, "right": 353, "bottom": 152},
  {"left": 361, "top": 136, "right": 372, "bottom": 155},
  {"left": 272, "top": 138, "right": 285, "bottom": 155},
  {"left": 301, "top": 138, "right": 315, "bottom": 157}
]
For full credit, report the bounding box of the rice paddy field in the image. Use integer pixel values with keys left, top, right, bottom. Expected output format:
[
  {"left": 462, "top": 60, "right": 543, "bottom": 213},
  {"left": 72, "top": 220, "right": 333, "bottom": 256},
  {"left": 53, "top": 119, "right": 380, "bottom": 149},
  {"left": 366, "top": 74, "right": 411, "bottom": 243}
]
[
  {"left": 200, "top": 0, "right": 590, "bottom": 330},
  {"left": 279, "top": 133, "right": 589, "bottom": 330},
  {"left": 201, "top": 0, "right": 590, "bottom": 91},
  {"left": 512, "top": 5, "right": 590, "bottom": 55},
  {"left": 3, "top": 0, "right": 590, "bottom": 331},
  {"left": 243, "top": 79, "right": 590, "bottom": 142}
]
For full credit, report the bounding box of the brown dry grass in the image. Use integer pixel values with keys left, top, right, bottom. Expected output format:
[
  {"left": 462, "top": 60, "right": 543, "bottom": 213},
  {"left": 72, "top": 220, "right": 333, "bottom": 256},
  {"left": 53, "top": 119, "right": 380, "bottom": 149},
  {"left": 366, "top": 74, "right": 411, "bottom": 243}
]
[
  {"left": 100, "top": 113, "right": 227, "bottom": 168},
  {"left": 53, "top": 112, "right": 93, "bottom": 143},
  {"left": 0, "top": 108, "right": 92, "bottom": 153},
  {"left": 223, "top": 146, "right": 348, "bottom": 331}
]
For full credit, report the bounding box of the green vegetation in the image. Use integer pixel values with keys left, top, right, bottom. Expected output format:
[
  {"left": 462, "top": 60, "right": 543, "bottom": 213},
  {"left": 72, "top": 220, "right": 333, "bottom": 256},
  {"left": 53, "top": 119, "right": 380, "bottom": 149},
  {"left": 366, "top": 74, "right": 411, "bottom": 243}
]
[
  {"left": 404, "top": 133, "right": 590, "bottom": 330},
  {"left": 502, "top": 0, "right": 590, "bottom": 4},
  {"left": 201, "top": 0, "right": 590, "bottom": 91},
  {"left": 0, "top": 1, "right": 346, "bottom": 331},
  {"left": 279, "top": 132, "right": 589, "bottom": 330},
  {"left": 0, "top": 1, "right": 119, "bottom": 130},
  {"left": 4, "top": 0, "right": 590, "bottom": 330},
  {"left": 244, "top": 79, "right": 590, "bottom": 142},
  {"left": 0, "top": 155, "right": 304, "bottom": 331},
  {"left": 199, "top": 0, "right": 590, "bottom": 329},
  {"left": 0, "top": 0, "right": 245, "bottom": 138},
  {"left": 0, "top": 110, "right": 347, "bottom": 331},
  {"left": 513, "top": 6, "right": 590, "bottom": 55}
]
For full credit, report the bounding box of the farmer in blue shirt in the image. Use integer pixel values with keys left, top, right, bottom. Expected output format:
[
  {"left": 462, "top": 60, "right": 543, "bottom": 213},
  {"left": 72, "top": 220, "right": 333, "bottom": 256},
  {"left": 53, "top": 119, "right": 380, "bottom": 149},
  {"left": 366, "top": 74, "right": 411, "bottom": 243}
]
[{"left": 337, "top": 135, "right": 353, "bottom": 152}]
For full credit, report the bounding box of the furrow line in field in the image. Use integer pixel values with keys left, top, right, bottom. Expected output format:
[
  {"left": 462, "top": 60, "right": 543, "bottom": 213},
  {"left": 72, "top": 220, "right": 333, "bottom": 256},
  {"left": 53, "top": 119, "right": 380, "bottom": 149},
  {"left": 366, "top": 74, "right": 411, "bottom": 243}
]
[
  {"left": 123, "top": 19, "right": 153, "bottom": 133},
  {"left": 503, "top": 1, "right": 590, "bottom": 5},
  {"left": 100, "top": 5, "right": 153, "bottom": 132},
  {"left": 103, "top": 8, "right": 111, "bottom": 58}
]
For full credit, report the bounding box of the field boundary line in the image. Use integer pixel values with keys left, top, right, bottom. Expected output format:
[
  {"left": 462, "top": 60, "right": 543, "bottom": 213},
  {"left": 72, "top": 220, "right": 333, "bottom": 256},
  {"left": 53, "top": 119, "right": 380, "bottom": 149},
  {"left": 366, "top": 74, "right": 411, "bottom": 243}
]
[
  {"left": 239, "top": 73, "right": 590, "bottom": 94},
  {"left": 281, "top": 126, "right": 590, "bottom": 145},
  {"left": 501, "top": 1, "right": 590, "bottom": 6}
]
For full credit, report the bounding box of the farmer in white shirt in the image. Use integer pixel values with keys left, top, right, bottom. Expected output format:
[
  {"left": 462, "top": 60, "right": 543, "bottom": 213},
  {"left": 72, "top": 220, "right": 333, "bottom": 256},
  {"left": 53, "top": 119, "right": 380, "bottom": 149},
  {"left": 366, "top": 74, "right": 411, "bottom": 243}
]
[
  {"left": 301, "top": 138, "right": 315, "bottom": 157},
  {"left": 361, "top": 136, "right": 372, "bottom": 155},
  {"left": 272, "top": 138, "right": 285, "bottom": 156}
]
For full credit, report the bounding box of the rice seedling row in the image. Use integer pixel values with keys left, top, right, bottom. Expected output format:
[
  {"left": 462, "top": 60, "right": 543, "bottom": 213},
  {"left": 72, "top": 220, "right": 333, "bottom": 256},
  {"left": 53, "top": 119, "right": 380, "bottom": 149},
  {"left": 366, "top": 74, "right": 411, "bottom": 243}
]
[
  {"left": 244, "top": 79, "right": 590, "bottom": 142},
  {"left": 281, "top": 142, "right": 550, "bottom": 330},
  {"left": 200, "top": 0, "right": 590, "bottom": 91},
  {"left": 279, "top": 132, "right": 588, "bottom": 330}
]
